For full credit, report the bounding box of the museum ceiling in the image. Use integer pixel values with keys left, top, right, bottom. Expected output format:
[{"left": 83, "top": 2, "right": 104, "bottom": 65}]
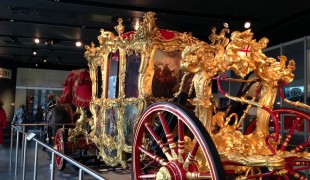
[{"left": 1, "top": 0, "right": 310, "bottom": 70}]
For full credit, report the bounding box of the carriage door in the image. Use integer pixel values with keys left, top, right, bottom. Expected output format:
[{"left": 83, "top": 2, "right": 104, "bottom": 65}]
[{"left": 106, "top": 50, "right": 120, "bottom": 98}]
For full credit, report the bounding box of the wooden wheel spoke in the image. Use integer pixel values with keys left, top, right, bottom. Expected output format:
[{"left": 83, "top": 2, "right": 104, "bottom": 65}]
[
  {"left": 158, "top": 112, "right": 178, "bottom": 156},
  {"left": 290, "top": 138, "right": 310, "bottom": 153},
  {"left": 280, "top": 116, "right": 302, "bottom": 151},
  {"left": 287, "top": 160, "right": 310, "bottom": 167},
  {"left": 186, "top": 171, "right": 212, "bottom": 179},
  {"left": 139, "top": 173, "right": 156, "bottom": 179},
  {"left": 141, "top": 159, "right": 156, "bottom": 171},
  {"left": 138, "top": 146, "right": 168, "bottom": 166},
  {"left": 144, "top": 122, "right": 173, "bottom": 160},
  {"left": 183, "top": 141, "right": 199, "bottom": 171},
  {"left": 287, "top": 167, "right": 308, "bottom": 180},
  {"left": 178, "top": 119, "right": 185, "bottom": 162}
]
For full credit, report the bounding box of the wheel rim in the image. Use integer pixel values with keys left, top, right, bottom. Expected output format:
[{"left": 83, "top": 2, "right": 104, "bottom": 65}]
[
  {"left": 244, "top": 108, "right": 310, "bottom": 179},
  {"left": 273, "top": 108, "right": 310, "bottom": 179},
  {"left": 54, "top": 128, "right": 67, "bottom": 171},
  {"left": 132, "top": 102, "right": 225, "bottom": 180}
]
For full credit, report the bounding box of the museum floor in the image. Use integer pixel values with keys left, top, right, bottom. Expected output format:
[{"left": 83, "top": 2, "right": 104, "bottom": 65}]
[{"left": 0, "top": 128, "right": 131, "bottom": 180}]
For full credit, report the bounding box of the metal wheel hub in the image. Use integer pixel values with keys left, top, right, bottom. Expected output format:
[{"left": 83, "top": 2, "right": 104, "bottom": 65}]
[{"left": 156, "top": 160, "right": 187, "bottom": 180}]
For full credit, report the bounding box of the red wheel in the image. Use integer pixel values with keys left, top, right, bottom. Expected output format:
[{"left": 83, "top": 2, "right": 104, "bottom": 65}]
[
  {"left": 273, "top": 108, "right": 310, "bottom": 179},
  {"left": 244, "top": 108, "right": 310, "bottom": 179},
  {"left": 54, "top": 128, "right": 68, "bottom": 171},
  {"left": 132, "top": 102, "right": 225, "bottom": 180}
]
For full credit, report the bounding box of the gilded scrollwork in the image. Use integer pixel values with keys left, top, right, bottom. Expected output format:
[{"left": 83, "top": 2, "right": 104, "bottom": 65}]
[{"left": 180, "top": 25, "right": 309, "bottom": 176}]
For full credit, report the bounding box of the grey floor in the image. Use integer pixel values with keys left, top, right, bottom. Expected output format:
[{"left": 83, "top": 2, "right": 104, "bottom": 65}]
[{"left": 0, "top": 128, "right": 131, "bottom": 180}]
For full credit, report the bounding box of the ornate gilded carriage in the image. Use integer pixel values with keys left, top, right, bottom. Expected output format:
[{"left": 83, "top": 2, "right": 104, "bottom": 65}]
[
  {"left": 84, "top": 12, "right": 204, "bottom": 168},
  {"left": 82, "top": 12, "right": 310, "bottom": 179}
]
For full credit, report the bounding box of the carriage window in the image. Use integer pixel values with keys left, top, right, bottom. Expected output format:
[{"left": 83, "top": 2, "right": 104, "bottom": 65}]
[
  {"left": 95, "top": 105, "right": 102, "bottom": 137},
  {"left": 124, "top": 104, "right": 139, "bottom": 146},
  {"left": 105, "top": 107, "right": 118, "bottom": 136},
  {"left": 125, "top": 54, "right": 141, "bottom": 98},
  {"left": 96, "top": 66, "right": 103, "bottom": 98},
  {"left": 107, "top": 51, "right": 119, "bottom": 98},
  {"left": 152, "top": 49, "right": 182, "bottom": 98}
]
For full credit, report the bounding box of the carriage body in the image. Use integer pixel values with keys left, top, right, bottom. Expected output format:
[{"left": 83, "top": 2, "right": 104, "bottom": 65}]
[
  {"left": 82, "top": 12, "right": 310, "bottom": 179},
  {"left": 84, "top": 12, "right": 205, "bottom": 167}
]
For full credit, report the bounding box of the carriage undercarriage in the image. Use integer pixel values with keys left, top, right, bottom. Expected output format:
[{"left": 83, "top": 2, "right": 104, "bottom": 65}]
[{"left": 49, "top": 12, "right": 310, "bottom": 179}]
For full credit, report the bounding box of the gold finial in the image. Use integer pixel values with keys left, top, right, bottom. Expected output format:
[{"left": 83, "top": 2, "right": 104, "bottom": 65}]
[{"left": 114, "top": 18, "right": 125, "bottom": 36}]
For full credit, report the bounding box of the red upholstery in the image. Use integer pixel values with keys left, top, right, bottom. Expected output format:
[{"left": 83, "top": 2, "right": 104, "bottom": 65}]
[
  {"left": 121, "top": 29, "right": 175, "bottom": 41},
  {"left": 59, "top": 69, "right": 92, "bottom": 107},
  {"left": 122, "top": 31, "right": 135, "bottom": 40},
  {"left": 159, "top": 29, "right": 175, "bottom": 40},
  {"left": 73, "top": 83, "right": 92, "bottom": 107},
  {"left": 58, "top": 85, "right": 72, "bottom": 103}
]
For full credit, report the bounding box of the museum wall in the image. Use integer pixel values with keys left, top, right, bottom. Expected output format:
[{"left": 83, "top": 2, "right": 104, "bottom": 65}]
[
  {"left": 0, "top": 61, "right": 17, "bottom": 122},
  {"left": 14, "top": 68, "right": 70, "bottom": 123}
]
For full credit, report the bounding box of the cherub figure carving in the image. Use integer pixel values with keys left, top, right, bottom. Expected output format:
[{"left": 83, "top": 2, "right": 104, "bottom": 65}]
[
  {"left": 209, "top": 27, "right": 230, "bottom": 47},
  {"left": 84, "top": 42, "right": 96, "bottom": 57},
  {"left": 114, "top": 18, "right": 125, "bottom": 36},
  {"left": 98, "top": 29, "right": 116, "bottom": 44}
]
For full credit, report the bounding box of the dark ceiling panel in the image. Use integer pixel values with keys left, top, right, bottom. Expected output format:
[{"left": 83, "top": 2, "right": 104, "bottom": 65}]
[{"left": 0, "top": 0, "right": 310, "bottom": 70}]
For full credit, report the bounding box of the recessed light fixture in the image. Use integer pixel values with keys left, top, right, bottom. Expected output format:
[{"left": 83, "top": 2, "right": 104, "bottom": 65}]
[
  {"left": 43, "top": 56, "right": 47, "bottom": 62},
  {"left": 76, "top": 41, "right": 82, "bottom": 47},
  {"left": 34, "top": 38, "right": 40, "bottom": 44},
  {"left": 45, "top": 40, "right": 53, "bottom": 45},
  {"left": 244, "top": 22, "right": 251, "bottom": 29},
  {"left": 32, "top": 49, "right": 37, "bottom": 55},
  {"left": 223, "top": 22, "right": 229, "bottom": 28}
]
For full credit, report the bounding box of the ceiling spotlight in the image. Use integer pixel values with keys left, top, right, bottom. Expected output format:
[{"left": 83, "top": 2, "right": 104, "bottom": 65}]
[
  {"left": 45, "top": 40, "right": 53, "bottom": 45},
  {"left": 244, "top": 22, "right": 251, "bottom": 29},
  {"left": 34, "top": 38, "right": 40, "bottom": 44},
  {"left": 223, "top": 22, "right": 229, "bottom": 28},
  {"left": 32, "top": 49, "right": 37, "bottom": 55},
  {"left": 43, "top": 56, "right": 47, "bottom": 62},
  {"left": 75, "top": 41, "right": 82, "bottom": 47}
]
